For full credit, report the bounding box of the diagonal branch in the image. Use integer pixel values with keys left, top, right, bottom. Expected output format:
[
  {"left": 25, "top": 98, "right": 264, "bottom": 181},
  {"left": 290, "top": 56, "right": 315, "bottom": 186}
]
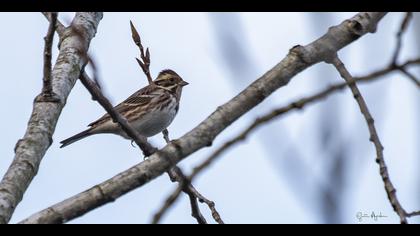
[
  {"left": 18, "top": 12, "right": 386, "bottom": 224},
  {"left": 0, "top": 12, "right": 103, "bottom": 224},
  {"left": 406, "top": 211, "right": 420, "bottom": 217},
  {"left": 42, "top": 12, "right": 65, "bottom": 39}
]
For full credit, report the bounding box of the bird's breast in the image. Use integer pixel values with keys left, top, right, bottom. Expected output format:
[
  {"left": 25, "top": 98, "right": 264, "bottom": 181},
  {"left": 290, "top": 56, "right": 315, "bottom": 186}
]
[{"left": 131, "top": 96, "right": 178, "bottom": 137}]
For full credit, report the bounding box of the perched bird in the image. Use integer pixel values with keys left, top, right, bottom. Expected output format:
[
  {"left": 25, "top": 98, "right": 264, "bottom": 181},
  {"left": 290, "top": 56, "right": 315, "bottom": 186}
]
[{"left": 60, "top": 69, "right": 188, "bottom": 148}]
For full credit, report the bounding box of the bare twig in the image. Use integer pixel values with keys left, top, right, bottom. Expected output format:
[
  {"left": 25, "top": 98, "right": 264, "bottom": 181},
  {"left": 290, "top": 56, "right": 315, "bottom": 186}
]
[
  {"left": 42, "top": 12, "right": 65, "bottom": 38},
  {"left": 330, "top": 55, "right": 407, "bottom": 223},
  {"left": 187, "top": 191, "right": 207, "bottom": 224},
  {"left": 18, "top": 12, "right": 386, "bottom": 224},
  {"left": 166, "top": 167, "right": 207, "bottom": 224},
  {"left": 406, "top": 211, "right": 420, "bottom": 217},
  {"left": 130, "top": 21, "right": 154, "bottom": 85},
  {"left": 153, "top": 166, "right": 225, "bottom": 224},
  {"left": 158, "top": 130, "right": 223, "bottom": 224},
  {"left": 391, "top": 12, "right": 413, "bottom": 65},
  {"left": 36, "top": 12, "right": 60, "bottom": 103},
  {"left": 187, "top": 184, "right": 224, "bottom": 224}
]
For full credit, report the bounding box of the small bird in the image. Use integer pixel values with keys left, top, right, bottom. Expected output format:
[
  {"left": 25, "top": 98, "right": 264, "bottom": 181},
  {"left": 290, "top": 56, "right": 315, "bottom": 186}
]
[{"left": 60, "top": 69, "right": 188, "bottom": 148}]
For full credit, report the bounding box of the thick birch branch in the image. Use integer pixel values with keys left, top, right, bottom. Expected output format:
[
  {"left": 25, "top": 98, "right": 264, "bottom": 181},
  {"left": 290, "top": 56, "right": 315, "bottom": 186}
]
[
  {"left": 19, "top": 12, "right": 386, "bottom": 224},
  {"left": 0, "top": 12, "right": 103, "bottom": 224}
]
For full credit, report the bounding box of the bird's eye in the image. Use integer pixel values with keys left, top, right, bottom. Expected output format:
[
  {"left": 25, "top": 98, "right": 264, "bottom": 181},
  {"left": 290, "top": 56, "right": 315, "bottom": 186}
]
[{"left": 169, "top": 78, "right": 175, "bottom": 82}]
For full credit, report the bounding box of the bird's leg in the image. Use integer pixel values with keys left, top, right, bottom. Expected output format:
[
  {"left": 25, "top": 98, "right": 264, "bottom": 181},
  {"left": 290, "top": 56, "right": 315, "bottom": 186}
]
[{"left": 162, "top": 129, "right": 171, "bottom": 143}]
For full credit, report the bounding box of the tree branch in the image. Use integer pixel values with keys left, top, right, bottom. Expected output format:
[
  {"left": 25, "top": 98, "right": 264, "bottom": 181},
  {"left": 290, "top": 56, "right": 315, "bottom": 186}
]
[
  {"left": 406, "top": 211, "right": 420, "bottom": 217},
  {"left": 42, "top": 12, "right": 65, "bottom": 37},
  {"left": 330, "top": 55, "right": 407, "bottom": 223},
  {"left": 167, "top": 167, "right": 207, "bottom": 224},
  {"left": 36, "top": 12, "right": 60, "bottom": 103},
  {"left": 160, "top": 129, "right": 223, "bottom": 224},
  {"left": 391, "top": 12, "right": 412, "bottom": 65},
  {"left": 130, "top": 21, "right": 154, "bottom": 85},
  {"left": 18, "top": 12, "right": 386, "bottom": 224},
  {"left": 0, "top": 12, "right": 103, "bottom": 224}
]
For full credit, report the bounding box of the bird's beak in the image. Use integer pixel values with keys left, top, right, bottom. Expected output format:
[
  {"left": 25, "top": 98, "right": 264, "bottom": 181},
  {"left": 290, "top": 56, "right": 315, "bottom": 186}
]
[{"left": 180, "top": 81, "right": 189, "bottom": 87}]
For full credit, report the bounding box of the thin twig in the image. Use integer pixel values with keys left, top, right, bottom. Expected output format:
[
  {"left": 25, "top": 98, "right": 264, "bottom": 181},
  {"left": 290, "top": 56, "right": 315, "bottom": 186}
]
[
  {"left": 159, "top": 130, "right": 222, "bottom": 224},
  {"left": 187, "top": 184, "right": 224, "bottom": 224},
  {"left": 42, "top": 12, "right": 65, "bottom": 35},
  {"left": 330, "top": 55, "right": 408, "bottom": 224},
  {"left": 130, "top": 21, "right": 154, "bottom": 85},
  {"left": 167, "top": 167, "right": 207, "bottom": 224},
  {"left": 36, "top": 12, "right": 60, "bottom": 103},
  {"left": 391, "top": 12, "right": 413, "bottom": 65},
  {"left": 406, "top": 211, "right": 420, "bottom": 218}
]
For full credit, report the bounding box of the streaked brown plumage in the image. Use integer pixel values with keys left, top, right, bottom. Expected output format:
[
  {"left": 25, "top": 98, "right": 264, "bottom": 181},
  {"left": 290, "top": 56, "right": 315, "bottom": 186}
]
[{"left": 60, "top": 69, "right": 188, "bottom": 148}]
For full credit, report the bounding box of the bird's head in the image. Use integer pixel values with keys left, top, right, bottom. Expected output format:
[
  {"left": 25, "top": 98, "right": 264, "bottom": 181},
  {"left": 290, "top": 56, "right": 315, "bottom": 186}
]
[{"left": 154, "top": 69, "right": 189, "bottom": 93}]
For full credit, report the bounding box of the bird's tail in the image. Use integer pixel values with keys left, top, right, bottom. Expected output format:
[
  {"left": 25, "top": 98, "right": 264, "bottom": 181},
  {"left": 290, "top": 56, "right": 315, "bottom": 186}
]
[{"left": 60, "top": 129, "right": 93, "bottom": 148}]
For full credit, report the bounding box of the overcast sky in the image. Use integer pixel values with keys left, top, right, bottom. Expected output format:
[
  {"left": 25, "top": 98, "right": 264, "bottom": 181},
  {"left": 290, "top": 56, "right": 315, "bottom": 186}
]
[{"left": 0, "top": 12, "right": 419, "bottom": 224}]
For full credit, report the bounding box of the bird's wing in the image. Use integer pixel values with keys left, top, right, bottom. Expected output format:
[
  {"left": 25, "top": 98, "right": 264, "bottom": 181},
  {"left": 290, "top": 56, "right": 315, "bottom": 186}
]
[{"left": 88, "top": 85, "right": 155, "bottom": 127}]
